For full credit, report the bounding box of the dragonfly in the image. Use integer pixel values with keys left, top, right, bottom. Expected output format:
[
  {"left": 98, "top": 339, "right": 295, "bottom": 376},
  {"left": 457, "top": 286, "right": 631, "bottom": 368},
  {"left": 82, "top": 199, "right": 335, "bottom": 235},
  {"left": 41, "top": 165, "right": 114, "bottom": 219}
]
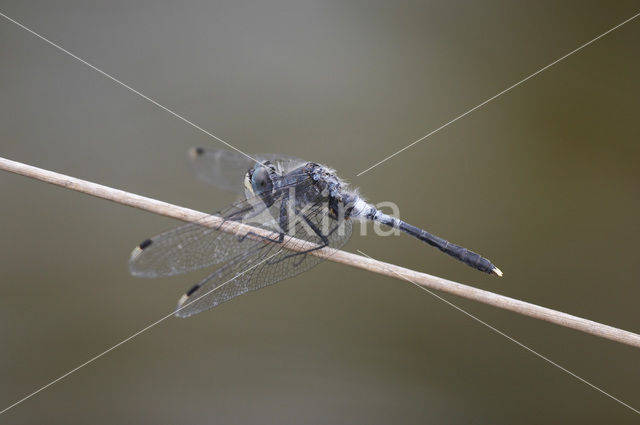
[{"left": 129, "top": 147, "right": 502, "bottom": 317}]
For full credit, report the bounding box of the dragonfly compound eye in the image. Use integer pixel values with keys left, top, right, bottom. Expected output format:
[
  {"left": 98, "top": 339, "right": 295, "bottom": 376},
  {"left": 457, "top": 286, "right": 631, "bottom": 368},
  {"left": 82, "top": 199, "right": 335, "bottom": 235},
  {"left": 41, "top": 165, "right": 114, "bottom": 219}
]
[{"left": 250, "top": 166, "right": 274, "bottom": 195}]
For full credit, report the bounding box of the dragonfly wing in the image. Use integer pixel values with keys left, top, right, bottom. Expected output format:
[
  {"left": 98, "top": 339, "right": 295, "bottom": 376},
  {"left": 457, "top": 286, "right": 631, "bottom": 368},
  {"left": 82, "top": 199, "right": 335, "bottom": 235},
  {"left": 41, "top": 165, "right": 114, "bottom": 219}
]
[
  {"left": 175, "top": 199, "right": 353, "bottom": 317},
  {"left": 129, "top": 218, "right": 264, "bottom": 278},
  {"left": 129, "top": 175, "right": 314, "bottom": 278},
  {"left": 189, "top": 147, "right": 305, "bottom": 192},
  {"left": 188, "top": 147, "right": 255, "bottom": 192}
]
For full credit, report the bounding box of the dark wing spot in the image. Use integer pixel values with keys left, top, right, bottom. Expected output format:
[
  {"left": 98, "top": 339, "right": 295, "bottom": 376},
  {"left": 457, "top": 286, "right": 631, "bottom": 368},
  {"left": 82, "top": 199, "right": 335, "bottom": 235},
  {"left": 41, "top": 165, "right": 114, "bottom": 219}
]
[
  {"left": 186, "top": 284, "right": 200, "bottom": 297},
  {"left": 195, "top": 147, "right": 205, "bottom": 155},
  {"left": 139, "top": 238, "right": 153, "bottom": 250}
]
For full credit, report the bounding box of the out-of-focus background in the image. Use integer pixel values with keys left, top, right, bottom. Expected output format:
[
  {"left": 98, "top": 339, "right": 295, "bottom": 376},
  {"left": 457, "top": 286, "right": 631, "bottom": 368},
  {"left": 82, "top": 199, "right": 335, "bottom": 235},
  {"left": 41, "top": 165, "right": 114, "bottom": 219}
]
[{"left": 1, "top": 1, "right": 639, "bottom": 423}]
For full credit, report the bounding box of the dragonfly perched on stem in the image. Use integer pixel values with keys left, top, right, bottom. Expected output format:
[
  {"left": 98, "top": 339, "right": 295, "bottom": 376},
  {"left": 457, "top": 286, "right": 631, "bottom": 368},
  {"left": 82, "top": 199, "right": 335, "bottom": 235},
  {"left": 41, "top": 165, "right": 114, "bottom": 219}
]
[{"left": 129, "top": 148, "right": 502, "bottom": 317}]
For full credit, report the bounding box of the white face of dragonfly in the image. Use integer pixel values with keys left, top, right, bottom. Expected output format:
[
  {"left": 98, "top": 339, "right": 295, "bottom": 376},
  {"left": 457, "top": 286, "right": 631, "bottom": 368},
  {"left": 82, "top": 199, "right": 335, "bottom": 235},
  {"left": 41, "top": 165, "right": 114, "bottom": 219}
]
[{"left": 242, "top": 168, "right": 254, "bottom": 198}]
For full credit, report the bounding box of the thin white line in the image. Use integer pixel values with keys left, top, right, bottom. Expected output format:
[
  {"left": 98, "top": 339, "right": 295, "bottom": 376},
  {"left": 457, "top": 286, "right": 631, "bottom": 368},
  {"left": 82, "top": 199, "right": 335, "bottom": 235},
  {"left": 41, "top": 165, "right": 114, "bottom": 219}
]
[
  {"left": 0, "top": 11, "right": 262, "bottom": 167},
  {"left": 0, "top": 248, "right": 284, "bottom": 415},
  {"left": 356, "top": 250, "right": 640, "bottom": 415},
  {"left": 2, "top": 5, "right": 636, "bottom": 417},
  {"left": 356, "top": 11, "right": 640, "bottom": 176}
]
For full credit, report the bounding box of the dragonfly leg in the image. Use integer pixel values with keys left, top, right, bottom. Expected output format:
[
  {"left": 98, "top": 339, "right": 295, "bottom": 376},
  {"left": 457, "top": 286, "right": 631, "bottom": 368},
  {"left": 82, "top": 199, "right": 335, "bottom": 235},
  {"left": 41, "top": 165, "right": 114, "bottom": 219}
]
[
  {"left": 271, "top": 213, "right": 342, "bottom": 265},
  {"left": 239, "top": 194, "right": 289, "bottom": 244}
]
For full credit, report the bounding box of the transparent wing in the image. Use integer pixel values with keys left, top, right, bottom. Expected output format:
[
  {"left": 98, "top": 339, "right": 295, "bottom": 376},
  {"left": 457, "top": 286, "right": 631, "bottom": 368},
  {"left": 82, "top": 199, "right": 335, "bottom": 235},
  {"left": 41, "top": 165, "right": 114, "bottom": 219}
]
[
  {"left": 175, "top": 199, "right": 353, "bottom": 317},
  {"left": 188, "top": 147, "right": 255, "bottom": 192},
  {"left": 129, "top": 174, "right": 316, "bottom": 278},
  {"left": 128, "top": 212, "right": 262, "bottom": 278},
  {"left": 188, "top": 147, "right": 304, "bottom": 193}
]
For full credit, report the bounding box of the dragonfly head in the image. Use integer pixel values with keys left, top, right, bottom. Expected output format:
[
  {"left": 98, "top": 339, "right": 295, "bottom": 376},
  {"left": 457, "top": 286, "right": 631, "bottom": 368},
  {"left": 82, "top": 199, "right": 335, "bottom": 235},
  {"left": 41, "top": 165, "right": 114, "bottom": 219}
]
[{"left": 245, "top": 161, "right": 277, "bottom": 204}]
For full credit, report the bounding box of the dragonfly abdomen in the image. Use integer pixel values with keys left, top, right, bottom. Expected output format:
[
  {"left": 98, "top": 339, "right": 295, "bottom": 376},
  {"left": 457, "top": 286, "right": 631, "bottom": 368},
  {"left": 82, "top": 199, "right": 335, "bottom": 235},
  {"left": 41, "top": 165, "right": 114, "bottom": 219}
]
[{"left": 397, "top": 221, "right": 502, "bottom": 276}]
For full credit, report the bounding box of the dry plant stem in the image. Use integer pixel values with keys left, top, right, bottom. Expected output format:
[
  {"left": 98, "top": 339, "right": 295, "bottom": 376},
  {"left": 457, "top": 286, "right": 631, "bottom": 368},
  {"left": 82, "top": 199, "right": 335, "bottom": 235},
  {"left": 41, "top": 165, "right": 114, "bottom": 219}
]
[{"left": 2, "top": 156, "right": 639, "bottom": 349}]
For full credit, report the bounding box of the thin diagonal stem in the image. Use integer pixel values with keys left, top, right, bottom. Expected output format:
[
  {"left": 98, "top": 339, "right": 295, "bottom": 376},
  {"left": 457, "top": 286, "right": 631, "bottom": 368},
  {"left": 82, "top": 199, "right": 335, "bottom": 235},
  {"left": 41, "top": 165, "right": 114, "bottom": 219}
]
[
  {"left": 357, "top": 250, "right": 639, "bottom": 415},
  {"left": 1, "top": 155, "right": 640, "bottom": 348}
]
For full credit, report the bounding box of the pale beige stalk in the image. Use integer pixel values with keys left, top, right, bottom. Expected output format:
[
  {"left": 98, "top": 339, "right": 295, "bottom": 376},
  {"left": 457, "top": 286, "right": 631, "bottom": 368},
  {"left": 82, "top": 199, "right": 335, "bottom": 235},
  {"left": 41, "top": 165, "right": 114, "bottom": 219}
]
[{"left": 1, "top": 156, "right": 639, "bottom": 348}]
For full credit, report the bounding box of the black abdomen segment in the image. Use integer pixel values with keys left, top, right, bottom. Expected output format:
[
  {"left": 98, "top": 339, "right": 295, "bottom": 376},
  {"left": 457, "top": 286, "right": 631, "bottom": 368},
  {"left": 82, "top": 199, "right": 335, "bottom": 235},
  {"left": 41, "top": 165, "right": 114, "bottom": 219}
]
[{"left": 397, "top": 221, "right": 501, "bottom": 275}]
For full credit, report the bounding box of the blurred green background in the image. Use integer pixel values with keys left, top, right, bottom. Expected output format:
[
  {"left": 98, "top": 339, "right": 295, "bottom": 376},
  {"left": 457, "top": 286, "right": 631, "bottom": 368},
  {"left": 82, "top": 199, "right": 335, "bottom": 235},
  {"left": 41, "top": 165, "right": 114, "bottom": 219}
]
[{"left": 1, "top": 1, "right": 639, "bottom": 423}]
